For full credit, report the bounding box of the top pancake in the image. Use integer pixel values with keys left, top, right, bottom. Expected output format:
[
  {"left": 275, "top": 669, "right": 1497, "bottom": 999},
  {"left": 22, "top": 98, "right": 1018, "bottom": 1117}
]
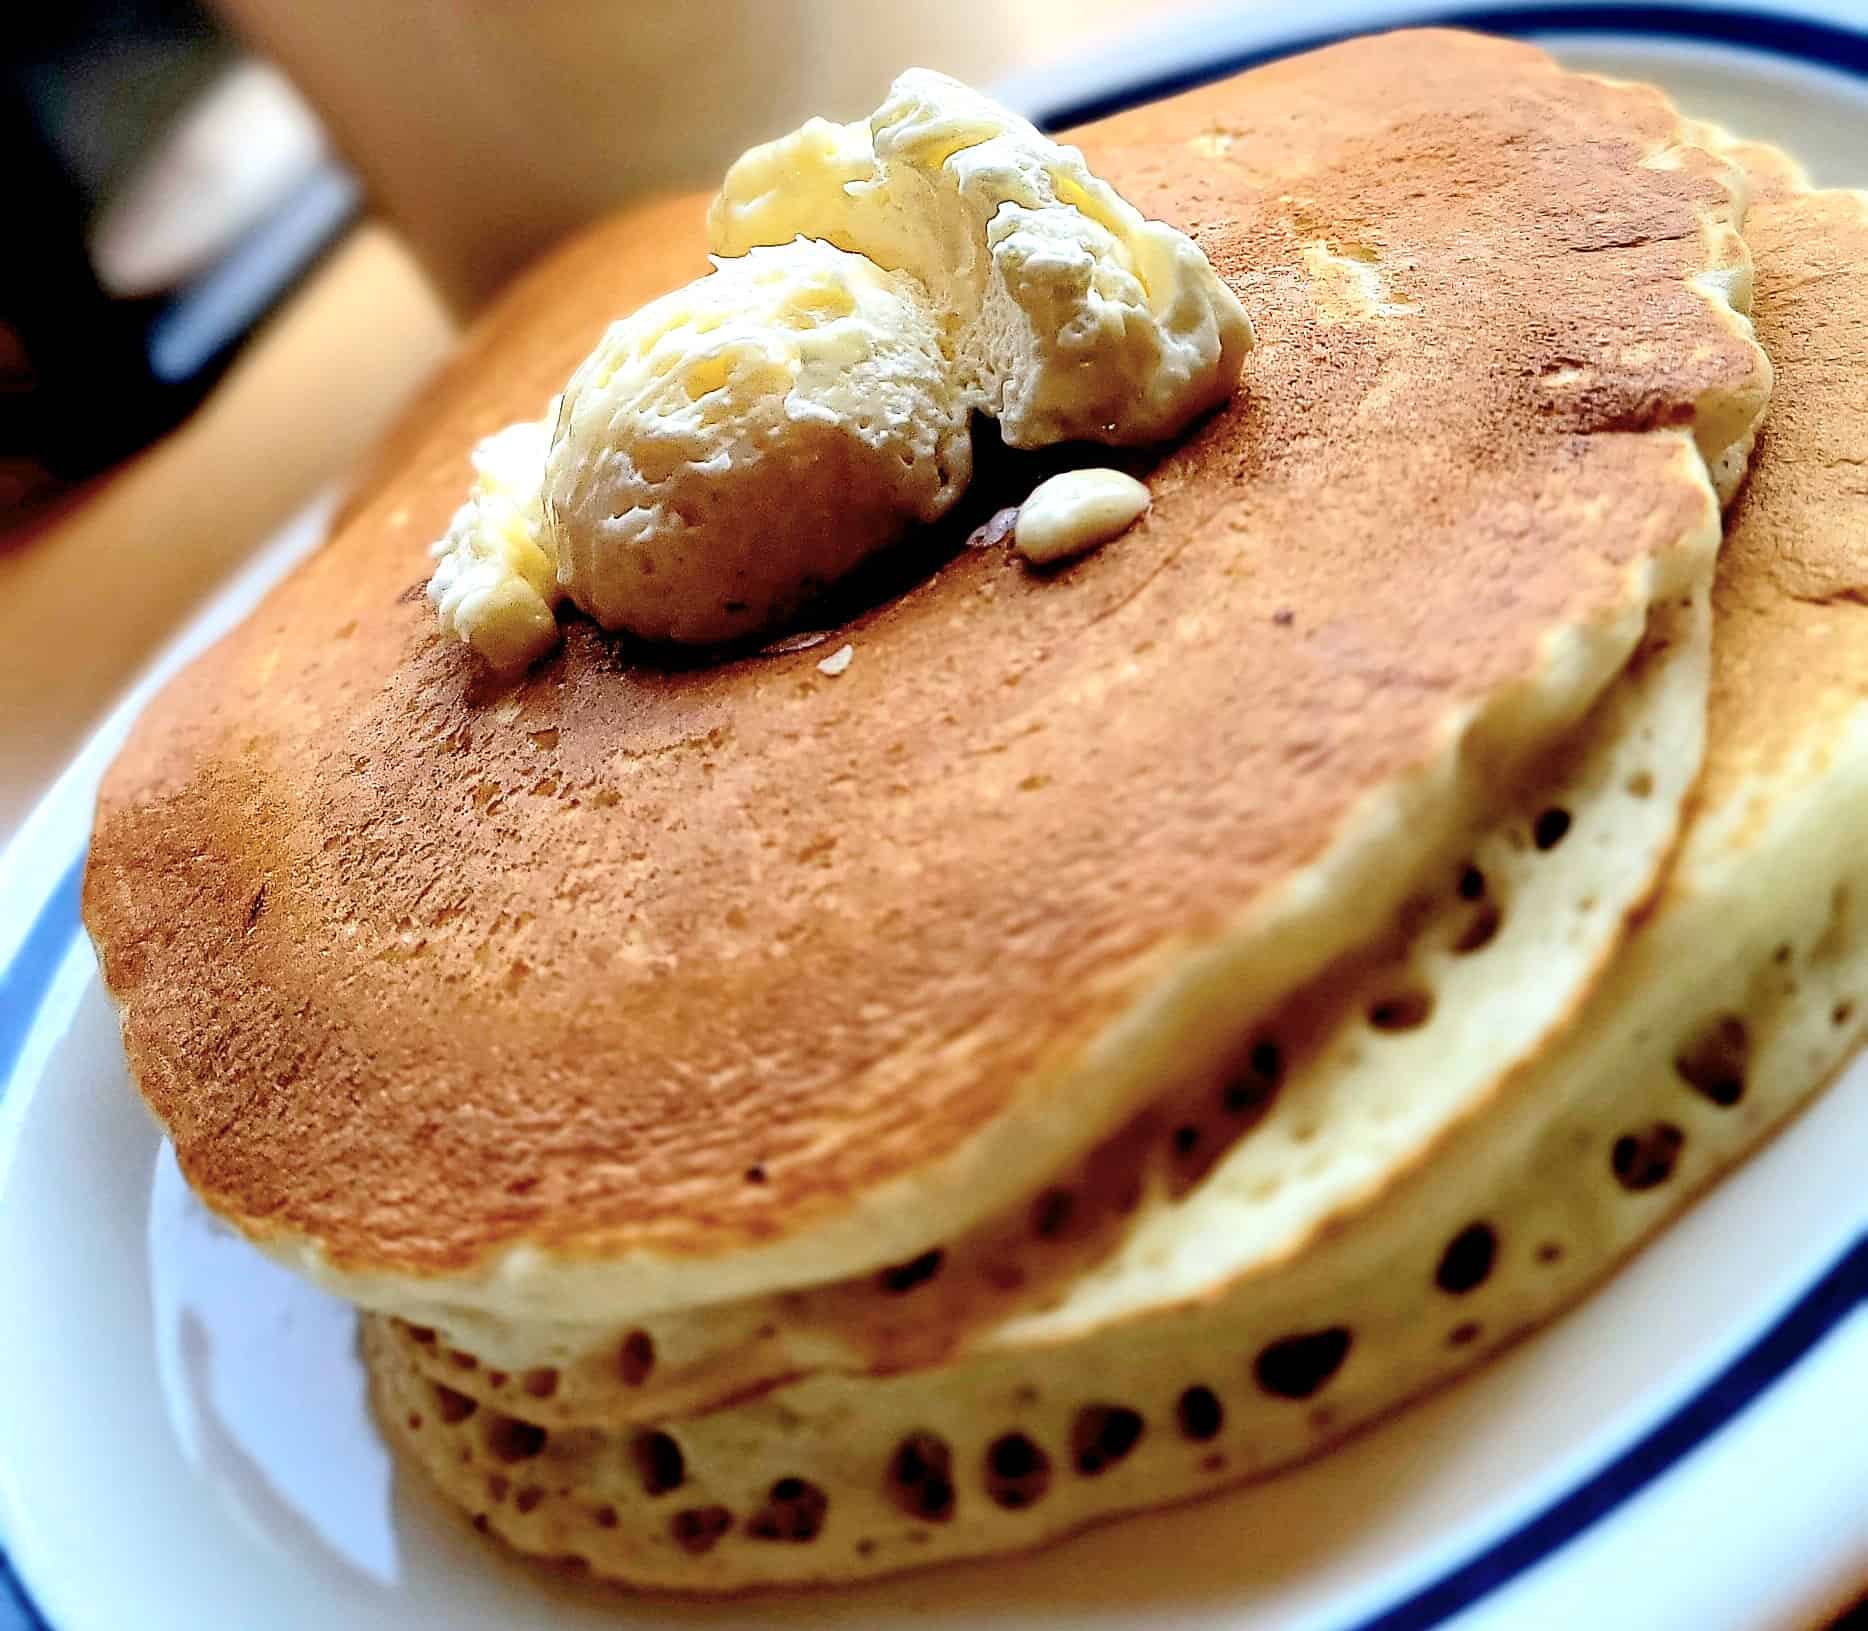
[{"left": 82, "top": 30, "right": 1766, "bottom": 1318}]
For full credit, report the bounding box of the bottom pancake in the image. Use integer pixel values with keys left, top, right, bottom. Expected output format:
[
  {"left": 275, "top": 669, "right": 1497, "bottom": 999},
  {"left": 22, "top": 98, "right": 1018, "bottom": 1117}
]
[
  {"left": 371, "top": 886, "right": 1867, "bottom": 1592},
  {"left": 360, "top": 154, "right": 1868, "bottom": 1591}
]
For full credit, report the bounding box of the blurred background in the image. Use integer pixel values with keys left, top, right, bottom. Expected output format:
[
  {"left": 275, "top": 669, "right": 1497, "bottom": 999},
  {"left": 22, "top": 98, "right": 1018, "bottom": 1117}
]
[{"left": 0, "top": 0, "right": 1194, "bottom": 837}]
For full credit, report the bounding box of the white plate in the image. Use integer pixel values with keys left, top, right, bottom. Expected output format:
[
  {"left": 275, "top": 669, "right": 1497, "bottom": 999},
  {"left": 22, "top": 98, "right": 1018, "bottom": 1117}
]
[{"left": 4, "top": 8, "right": 1866, "bottom": 1629}]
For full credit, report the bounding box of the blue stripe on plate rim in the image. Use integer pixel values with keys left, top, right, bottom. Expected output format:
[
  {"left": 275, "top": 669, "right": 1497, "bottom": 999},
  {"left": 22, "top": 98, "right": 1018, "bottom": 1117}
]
[
  {"left": 1024, "top": 0, "right": 1868, "bottom": 128},
  {"left": 2, "top": 5, "right": 1863, "bottom": 1626}
]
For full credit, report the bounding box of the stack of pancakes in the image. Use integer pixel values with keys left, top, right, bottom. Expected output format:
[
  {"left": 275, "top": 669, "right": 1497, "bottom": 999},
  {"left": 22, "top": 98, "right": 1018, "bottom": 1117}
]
[{"left": 82, "top": 29, "right": 1866, "bottom": 1593}]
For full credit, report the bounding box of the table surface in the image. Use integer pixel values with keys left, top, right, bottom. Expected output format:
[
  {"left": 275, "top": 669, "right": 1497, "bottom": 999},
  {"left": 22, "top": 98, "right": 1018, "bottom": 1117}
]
[{"left": 0, "top": 224, "right": 456, "bottom": 846}]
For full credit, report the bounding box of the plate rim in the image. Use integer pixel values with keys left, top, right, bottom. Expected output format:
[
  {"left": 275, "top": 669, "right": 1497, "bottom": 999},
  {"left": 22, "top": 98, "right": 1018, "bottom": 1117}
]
[
  {"left": 1005, "top": 0, "right": 1868, "bottom": 127},
  {"left": 4, "top": 5, "right": 1866, "bottom": 1628}
]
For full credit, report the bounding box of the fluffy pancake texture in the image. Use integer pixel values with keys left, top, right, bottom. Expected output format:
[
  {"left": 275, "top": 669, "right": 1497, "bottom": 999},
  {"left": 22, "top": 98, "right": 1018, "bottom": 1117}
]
[
  {"left": 363, "top": 140, "right": 1868, "bottom": 1592},
  {"left": 85, "top": 29, "right": 1764, "bottom": 1328}
]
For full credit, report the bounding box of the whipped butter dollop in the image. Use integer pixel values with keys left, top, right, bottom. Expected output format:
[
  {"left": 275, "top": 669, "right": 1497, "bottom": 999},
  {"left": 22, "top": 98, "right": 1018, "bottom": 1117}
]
[
  {"left": 429, "top": 69, "right": 1252, "bottom": 670},
  {"left": 427, "top": 418, "right": 561, "bottom": 673},
  {"left": 710, "top": 69, "right": 1253, "bottom": 448},
  {"left": 547, "top": 240, "right": 969, "bottom": 645}
]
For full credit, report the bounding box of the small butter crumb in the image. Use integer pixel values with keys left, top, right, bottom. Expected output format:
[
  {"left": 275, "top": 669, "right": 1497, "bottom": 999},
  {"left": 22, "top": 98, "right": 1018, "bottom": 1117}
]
[
  {"left": 965, "top": 506, "right": 1021, "bottom": 550},
  {"left": 763, "top": 630, "right": 832, "bottom": 656},
  {"left": 817, "top": 643, "right": 855, "bottom": 676},
  {"left": 1014, "top": 469, "right": 1151, "bottom": 566}
]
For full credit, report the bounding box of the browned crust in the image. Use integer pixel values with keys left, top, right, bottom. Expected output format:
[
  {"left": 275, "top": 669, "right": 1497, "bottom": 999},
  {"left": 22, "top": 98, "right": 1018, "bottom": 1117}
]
[
  {"left": 83, "top": 31, "right": 1765, "bottom": 1282},
  {"left": 1691, "top": 150, "right": 1868, "bottom": 813}
]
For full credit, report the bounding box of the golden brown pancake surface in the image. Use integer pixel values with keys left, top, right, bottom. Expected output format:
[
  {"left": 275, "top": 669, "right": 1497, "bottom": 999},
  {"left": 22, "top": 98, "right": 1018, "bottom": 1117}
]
[
  {"left": 83, "top": 32, "right": 1765, "bottom": 1294},
  {"left": 1694, "top": 147, "right": 1868, "bottom": 815}
]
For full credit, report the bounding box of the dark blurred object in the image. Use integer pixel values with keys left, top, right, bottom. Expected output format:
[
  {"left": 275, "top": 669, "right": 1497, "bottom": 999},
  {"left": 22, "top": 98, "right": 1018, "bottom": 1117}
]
[
  {"left": 1, "top": 0, "right": 356, "bottom": 513},
  {"left": 1832, "top": 1593, "right": 1868, "bottom": 1629}
]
